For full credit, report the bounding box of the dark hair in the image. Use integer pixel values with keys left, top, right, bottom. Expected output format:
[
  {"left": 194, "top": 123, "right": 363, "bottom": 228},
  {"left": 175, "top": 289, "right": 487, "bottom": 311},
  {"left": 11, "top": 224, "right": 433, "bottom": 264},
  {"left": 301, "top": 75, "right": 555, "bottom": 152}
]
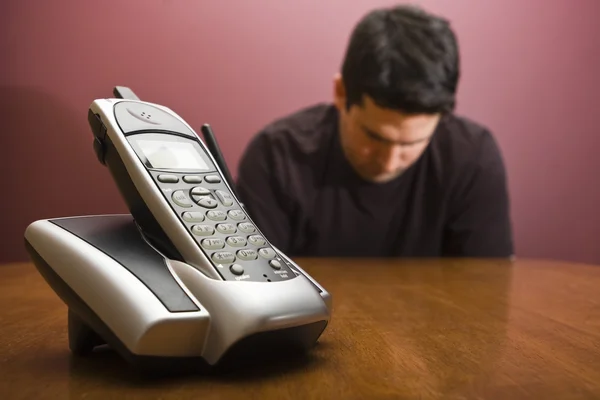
[{"left": 341, "top": 5, "right": 460, "bottom": 114}]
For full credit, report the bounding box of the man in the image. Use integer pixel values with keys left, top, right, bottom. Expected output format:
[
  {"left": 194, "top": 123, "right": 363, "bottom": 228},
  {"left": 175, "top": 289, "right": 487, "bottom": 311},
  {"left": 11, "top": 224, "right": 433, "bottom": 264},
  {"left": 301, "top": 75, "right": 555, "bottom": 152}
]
[{"left": 235, "top": 5, "right": 514, "bottom": 258}]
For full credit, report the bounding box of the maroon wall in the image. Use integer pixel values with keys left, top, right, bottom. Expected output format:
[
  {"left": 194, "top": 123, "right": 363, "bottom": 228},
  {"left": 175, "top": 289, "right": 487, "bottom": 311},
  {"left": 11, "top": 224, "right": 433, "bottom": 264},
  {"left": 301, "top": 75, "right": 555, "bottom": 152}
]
[{"left": 2, "top": 0, "right": 599, "bottom": 264}]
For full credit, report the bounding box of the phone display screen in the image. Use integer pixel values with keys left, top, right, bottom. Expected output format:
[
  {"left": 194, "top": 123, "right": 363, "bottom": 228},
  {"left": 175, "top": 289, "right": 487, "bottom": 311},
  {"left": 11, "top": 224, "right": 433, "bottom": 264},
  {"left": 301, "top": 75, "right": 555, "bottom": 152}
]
[
  {"left": 135, "top": 137, "right": 211, "bottom": 171},
  {"left": 127, "top": 133, "right": 214, "bottom": 172}
]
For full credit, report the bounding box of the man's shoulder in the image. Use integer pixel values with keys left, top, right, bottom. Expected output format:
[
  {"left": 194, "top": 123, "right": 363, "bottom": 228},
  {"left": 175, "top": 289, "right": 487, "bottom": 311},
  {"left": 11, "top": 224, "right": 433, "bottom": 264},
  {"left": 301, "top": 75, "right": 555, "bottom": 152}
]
[
  {"left": 437, "top": 113, "right": 494, "bottom": 149},
  {"left": 253, "top": 103, "right": 338, "bottom": 155},
  {"left": 430, "top": 113, "right": 508, "bottom": 205},
  {"left": 434, "top": 113, "right": 503, "bottom": 167},
  {"left": 237, "top": 103, "right": 338, "bottom": 191}
]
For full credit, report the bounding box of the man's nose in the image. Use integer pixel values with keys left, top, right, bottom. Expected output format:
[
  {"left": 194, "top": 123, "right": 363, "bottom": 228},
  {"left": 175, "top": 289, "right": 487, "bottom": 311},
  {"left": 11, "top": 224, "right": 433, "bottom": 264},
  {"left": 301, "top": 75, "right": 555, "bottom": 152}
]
[{"left": 377, "top": 144, "right": 403, "bottom": 171}]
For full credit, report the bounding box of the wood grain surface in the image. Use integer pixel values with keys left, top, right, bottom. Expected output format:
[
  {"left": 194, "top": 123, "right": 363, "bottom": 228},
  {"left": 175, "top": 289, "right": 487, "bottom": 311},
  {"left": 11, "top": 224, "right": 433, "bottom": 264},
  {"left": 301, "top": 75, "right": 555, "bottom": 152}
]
[{"left": 1, "top": 258, "right": 599, "bottom": 399}]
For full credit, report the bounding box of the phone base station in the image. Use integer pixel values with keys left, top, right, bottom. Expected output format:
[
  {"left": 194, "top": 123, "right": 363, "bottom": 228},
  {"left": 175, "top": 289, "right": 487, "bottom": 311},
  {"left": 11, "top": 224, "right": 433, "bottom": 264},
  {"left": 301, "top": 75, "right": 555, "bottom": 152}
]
[{"left": 24, "top": 214, "right": 331, "bottom": 373}]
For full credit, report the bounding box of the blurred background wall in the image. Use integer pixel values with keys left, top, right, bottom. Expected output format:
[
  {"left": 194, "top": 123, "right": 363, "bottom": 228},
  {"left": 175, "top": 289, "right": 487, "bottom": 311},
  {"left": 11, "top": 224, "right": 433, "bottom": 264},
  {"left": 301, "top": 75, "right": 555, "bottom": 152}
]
[{"left": 1, "top": 0, "right": 599, "bottom": 264}]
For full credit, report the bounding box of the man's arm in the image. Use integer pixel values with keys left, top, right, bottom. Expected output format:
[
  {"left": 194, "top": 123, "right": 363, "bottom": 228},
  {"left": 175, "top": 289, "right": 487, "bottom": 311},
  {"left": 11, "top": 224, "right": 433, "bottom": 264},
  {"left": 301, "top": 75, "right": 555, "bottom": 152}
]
[
  {"left": 442, "top": 130, "right": 514, "bottom": 258},
  {"left": 235, "top": 132, "right": 296, "bottom": 254}
]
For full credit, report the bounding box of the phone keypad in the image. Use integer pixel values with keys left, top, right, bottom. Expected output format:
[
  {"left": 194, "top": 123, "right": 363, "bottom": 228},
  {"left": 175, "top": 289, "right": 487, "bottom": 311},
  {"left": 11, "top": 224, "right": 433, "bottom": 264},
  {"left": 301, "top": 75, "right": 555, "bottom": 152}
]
[
  {"left": 237, "top": 249, "right": 258, "bottom": 261},
  {"left": 182, "top": 212, "right": 204, "bottom": 222},
  {"left": 183, "top": 175, "right": 202, "bottom": 184},
  {"left": 158, "top": 174, "right": 179, "bottom": 183},
  {"left": 201, "top": 238, "right": 225, "bottom": 249},
  {"left": 258, "top": 247, "right": 276, "bottom": 259},
  {"left": 212, "top": 251, "right": 235, "bottom": 264},
  {"left": 228, "top": 210, "right": 246, "bottom": 220},
  {"left": 150, "top": 171, "right": 295, "bottom": 282},
  {"left": 191, "top": 186, "right": 211, "bottom": 196},
  {"left": 226, "top": 236, "right": 247, "bottom": 247},
  {"left": 204, "top": 175, "right": 221, "bottom": 184},
  {"left": 191, "top": 225, "right": 214, "bottom": 236},
  {"left": 172, "top": 190, "right": 193, "bottom": 207},
  {"left": 215, "top": 190, "right": 234, "bottom": 206},
  {"left": 207, "top": 210, "right": 227, "bottom": 221},
  {"left": 196, "top": 197, "right": 218, "bottom": 209},
  {"left": 248, "top": 235, "right": 266, "bottom": 246},
  {"left": 238, "top": 222, "right": 256, "bottom": 233},
  {"left": 216, "top": 223, "right": 236, "bottom": 234}
]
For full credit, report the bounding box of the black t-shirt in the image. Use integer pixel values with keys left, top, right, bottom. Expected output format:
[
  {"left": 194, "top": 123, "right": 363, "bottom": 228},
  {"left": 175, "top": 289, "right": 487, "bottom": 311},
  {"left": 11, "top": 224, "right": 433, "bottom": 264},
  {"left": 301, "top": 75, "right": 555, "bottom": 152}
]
[{"left": 235, "top": 103, "right": 513, "bottom": 258}]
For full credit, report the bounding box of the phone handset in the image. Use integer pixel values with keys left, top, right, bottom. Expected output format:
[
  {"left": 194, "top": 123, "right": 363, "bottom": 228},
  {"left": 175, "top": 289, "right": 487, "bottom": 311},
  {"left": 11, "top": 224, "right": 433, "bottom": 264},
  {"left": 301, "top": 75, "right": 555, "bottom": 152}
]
[{"left": 88, "top": 87, "right": 297, "bottom": 283}]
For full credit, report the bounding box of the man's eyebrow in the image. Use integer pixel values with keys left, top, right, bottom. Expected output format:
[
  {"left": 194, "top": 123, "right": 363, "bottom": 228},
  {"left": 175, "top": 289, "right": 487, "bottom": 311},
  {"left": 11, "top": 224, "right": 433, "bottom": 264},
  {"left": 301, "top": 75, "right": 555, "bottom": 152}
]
[
  {"left": 361, "top": 125, "right": 430, "bottom": 145},
  {"left": 362, "top": 126, "right": 391, "bottom": 142}
]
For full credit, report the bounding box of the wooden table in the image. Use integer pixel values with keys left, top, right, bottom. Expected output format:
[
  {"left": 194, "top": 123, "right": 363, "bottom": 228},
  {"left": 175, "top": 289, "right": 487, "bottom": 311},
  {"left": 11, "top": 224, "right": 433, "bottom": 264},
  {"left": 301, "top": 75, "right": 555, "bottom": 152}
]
[{"left": 1, "top": 258, "right": 599, "bottom": 399}]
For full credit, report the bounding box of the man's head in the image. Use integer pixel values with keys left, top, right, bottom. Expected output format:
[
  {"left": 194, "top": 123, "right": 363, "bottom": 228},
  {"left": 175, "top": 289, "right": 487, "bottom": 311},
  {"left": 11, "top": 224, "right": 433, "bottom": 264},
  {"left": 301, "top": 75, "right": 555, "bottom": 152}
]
[{"left": 334, "top": 5, "right": 460, "bottom": 183}]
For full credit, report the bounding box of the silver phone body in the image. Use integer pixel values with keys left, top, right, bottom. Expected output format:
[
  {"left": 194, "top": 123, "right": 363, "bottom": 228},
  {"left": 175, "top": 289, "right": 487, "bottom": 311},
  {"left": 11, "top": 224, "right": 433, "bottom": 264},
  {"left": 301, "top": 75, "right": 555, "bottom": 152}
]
[{"left": 23, "top": 97, "right": 332, "bottom": 369}]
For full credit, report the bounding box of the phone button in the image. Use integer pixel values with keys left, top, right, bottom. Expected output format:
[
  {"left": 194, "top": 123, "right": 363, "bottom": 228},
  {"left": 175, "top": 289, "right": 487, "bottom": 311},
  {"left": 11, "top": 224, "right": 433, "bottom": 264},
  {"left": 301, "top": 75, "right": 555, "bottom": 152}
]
[
  {"left": 258, "top": 247, "right": 276, "bottom": 259},
  {"left": 182, "top": 212, "right": 205, "bottom": 222},
  {"left": 248, "top": 235, "right": 266, "bottom": 246},
  {"left": 237, "top": 249, "right": 258, "bottom": 261},
  {"left": 216, "top": 223, "right": 237, "bottom": 234},
  {"left": 183, "top": 175, "right": 202, "bottom": 184},
  {"left": 172, "top": 190, "right": 193, "bottom": 207},
  {"left": 206, "top": 210, "right": 227, "bottom": 221},
  {"left": 201, "top": 238, "right": 225, "bottom": 250},
  {"left": 197, "top": 197, "right": 218, "bottom": 209},
  {"left": 228, "top": 209, "right": 246, "bottom": 220},
  {"left": 230, "top": 264, "right": 244, "bottom": 275},
  {"left": 204, "top": 175, "right": 221, "bottom": 184},
  {"left": 238, "top": 222, "right": 256, "bottom": 233},
  {"left": 215, "top": 190, "right": 234, "bottom": 207},
  {"left": 226, "top": 236, "right": 247, "bottom": 247},
  {"left": 212, "top": 251, "right": 235, "bottom": 264},
  {"left": 269, "top": 260, "right": 282, "bottom": 270},
  {"left": 191, "top": 186, "right": 211, "bottom": 196},
  {"left": 158, "top": 174, "right": 179, "bottom": 183},
  {"left": 191, "top": 225, "right": 214, "bottom": 236}
]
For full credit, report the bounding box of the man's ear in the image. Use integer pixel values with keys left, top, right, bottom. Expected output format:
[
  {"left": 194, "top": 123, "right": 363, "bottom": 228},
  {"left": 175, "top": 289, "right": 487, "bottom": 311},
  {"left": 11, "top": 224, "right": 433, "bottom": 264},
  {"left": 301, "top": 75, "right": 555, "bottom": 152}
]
[{"left": 333, "top": 73, "right": 346, "bottom": 111}]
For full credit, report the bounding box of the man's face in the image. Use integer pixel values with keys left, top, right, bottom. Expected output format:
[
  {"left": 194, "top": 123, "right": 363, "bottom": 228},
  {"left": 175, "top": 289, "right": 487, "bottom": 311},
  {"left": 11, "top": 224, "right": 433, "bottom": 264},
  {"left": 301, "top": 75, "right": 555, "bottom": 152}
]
[{"left": 334, "top": 77, "right": 441, "bottom": 184}]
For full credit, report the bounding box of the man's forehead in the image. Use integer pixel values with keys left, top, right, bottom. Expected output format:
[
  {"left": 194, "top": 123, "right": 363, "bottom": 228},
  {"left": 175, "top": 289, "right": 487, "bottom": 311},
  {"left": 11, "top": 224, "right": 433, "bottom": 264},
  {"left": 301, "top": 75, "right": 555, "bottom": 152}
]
[
  {"left": 354, "top": 104, "right": 438, "bottom": 143},
  {"left": 356, "top": 97, "right": 435, "bottom": 125}
]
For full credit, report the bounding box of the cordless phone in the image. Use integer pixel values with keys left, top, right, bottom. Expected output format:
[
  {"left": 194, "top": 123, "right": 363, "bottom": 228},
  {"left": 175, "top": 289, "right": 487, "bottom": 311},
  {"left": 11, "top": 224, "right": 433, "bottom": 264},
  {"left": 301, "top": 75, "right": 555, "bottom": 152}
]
[
  {"left": 23, "top": 86, "right": 331, "bottom": 370},
  {"left": 88, "top": 90, "right": 296, "bottom": 283}
]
